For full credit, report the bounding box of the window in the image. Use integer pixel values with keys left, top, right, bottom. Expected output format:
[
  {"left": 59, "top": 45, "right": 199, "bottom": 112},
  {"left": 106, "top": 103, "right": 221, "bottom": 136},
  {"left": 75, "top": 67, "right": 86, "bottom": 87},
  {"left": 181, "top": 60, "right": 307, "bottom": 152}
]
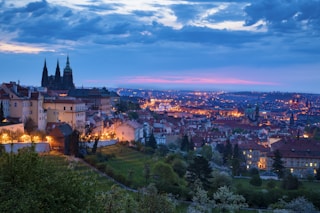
[
  {"left": 70, "top": 107, "right": 73, "bottom": 111},
  {"left": 14, "top": 102, "right": 17, "bottom": 107},
  {"left": 64, "top": 106, "right": 66, "bottom": 110}
]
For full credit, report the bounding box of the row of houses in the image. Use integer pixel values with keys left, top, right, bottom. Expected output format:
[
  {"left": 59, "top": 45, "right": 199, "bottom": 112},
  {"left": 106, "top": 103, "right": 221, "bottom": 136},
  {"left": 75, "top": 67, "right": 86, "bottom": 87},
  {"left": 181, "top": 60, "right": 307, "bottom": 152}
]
[
  {"left": 112, "top": 108, "right": 320, "bottom": 178},
  {"left": 0, "top": 82, "right": 120, "bottom": 134}
]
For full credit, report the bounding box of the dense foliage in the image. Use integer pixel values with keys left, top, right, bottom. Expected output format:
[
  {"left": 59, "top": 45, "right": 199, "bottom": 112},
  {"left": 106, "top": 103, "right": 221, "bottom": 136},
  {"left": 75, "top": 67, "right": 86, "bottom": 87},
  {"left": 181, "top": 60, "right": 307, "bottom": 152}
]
[{"left": 0, "top": 147, "right": 104, "bottom": 213}]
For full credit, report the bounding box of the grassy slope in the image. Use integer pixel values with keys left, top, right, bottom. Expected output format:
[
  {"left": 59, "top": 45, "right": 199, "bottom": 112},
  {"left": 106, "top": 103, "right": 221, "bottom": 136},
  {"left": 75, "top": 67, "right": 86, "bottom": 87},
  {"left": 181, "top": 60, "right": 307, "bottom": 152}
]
[
  {"left": 42, "top": 152, "right": 115, "bottom": 192},
  {"left": 100, "top": 144, "right": 155, "bottom": 188}
]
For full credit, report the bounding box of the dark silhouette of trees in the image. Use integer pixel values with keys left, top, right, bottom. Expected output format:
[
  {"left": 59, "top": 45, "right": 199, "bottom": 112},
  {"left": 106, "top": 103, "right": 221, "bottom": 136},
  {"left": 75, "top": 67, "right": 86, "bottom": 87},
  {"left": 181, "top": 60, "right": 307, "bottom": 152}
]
[
  {"left": 146, "top": 133, "right": 157, "bottom": 149},
  {"left": 223, "top": 139, "right": 233, "bottom": 165},
  {"left": 0, "top": 147, "right": 104, "bottom": 212},
  {"left": 315, "top": 166, "right": 320, "bottom": 180},
  {"left": 70, "top": 130, "right": 80, "bottom": 157},
  {"left": 0, "top": 101, "right": 4, "bottom": 122},
  {"left": 272, "top": 149, "right": 285, "bottom": 178},
  {"left": 91, "top": 136, "right": 99, "bottom": 154},
  {"left": 282, "top": 173, "right": 300, "bottom": 190},
  {"left": 187, "top": 155, "right": 212, "bottom": 190},
  {"left": 24, "top": 117, "right": 36, "bottom": 135},
  {"left": 232, "top": 143, "right": 242, "bottom": 176},
  {"left": 180, "top": 134, "right": 190, "bottom": 152}
]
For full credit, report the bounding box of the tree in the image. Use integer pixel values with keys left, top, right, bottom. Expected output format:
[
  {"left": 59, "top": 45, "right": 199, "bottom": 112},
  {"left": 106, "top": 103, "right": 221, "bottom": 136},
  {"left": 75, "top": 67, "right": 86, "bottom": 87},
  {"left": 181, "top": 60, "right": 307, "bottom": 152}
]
[
  {"left": 231, "top": 143, "right": 242, "bottom": 176},
  {"left": 282, "top": 173, "right": 300, "bottom": 190},
  {"left": 213, "top": 186, "right": 248, "bottom": 212},
  {"left": 128, "top": 111, "right": 139, "bottom": 120},
  {"left": 91, "top": 136, "right": 99, "bottom": 154},
  {"left": 70, "top": 130, "right": 80, "bottom": 157},
  {"left": 103, "top": 185, "right": 138, "bottom": 213},
  {"left": 143, "top": 163, "right": 150, "bottom": 184},
  {"left": 315, "top": 166, "right": 320, "bottom": 180},
  {"left": 189, "top": 137, "right": 195, "bottom": 151},
  {"left": 181, "top": 134, "right": 190, "bottom": 152},
  {"left": 211, "top": 171, "right": 232, "bottom": 191},
  {"left": 138, "top": 184, "right": 176, "bottom": 213},
  {"left": 187, "top": 155, "right": 213, "bottom": 190},
  {"left": 272, "top": 149, "right": 285, "bottom": 178},
  {"left": 171, "top": 158, "right": 187, "bottom": 178},
  {"left": 271, "top": 197, "right": 317, "bottom": 213},
  {"left": 285, "top": 197, "right": 316, "bottom": 213},
  {"left": 0, "top": 101, "right": 4, "bottom": 122},
  {"left": 24, "top": 117, "right": 36, "bottom": 135},
  {"left": 201, "top": 145, "right": 213, "bottom": 161},
  {"left": 152, "top": 161, "right": 180, "bottom": 193},
  {"left": 157, "top": 144, "right": 169, "bottom": 157},
  {"left": 146, "top": 133, "right": 157, "bottom": 149},
  {"left": 187, "top": 183, "right": 212, "bottom": 213},
  {"left": 250, "top": 174, "right": 262, "bottom": 186},
  {"left": 223, "top": 139, "right": 233, "bottom": 165},
  {"left": 0, "top": 147, "right": 104, "bottom": 212}
]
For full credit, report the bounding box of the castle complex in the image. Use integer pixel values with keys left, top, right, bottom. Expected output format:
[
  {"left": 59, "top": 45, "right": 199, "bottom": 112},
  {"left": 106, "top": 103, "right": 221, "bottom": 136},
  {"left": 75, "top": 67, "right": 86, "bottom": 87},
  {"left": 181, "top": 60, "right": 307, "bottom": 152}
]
[{"left": 41, "top": 56, "right": 75, "bottom": 90}]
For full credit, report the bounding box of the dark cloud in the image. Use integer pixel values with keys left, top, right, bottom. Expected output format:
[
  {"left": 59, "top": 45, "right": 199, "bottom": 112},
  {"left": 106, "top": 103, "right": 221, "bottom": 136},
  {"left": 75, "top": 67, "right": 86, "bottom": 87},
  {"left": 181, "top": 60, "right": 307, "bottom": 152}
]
[
  {"left": 170, "top": 4, "right": 203, "bottom": 23},
  {"left": 245, "top": 0, "right": 320, "bottom": 33},
  {"left": 25, "top": 0, "right": 48, "bottom": 13},
  {"left": 132, "top": 10, "right": 154, "bottom": 17},
  {"left": 75, "top": 3, "right": 122, "bottom": 12}
]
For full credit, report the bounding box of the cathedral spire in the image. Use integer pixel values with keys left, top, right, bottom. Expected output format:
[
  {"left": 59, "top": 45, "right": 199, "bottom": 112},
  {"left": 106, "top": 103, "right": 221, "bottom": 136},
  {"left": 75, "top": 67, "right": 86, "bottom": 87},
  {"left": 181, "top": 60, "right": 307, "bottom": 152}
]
[
  {"left": 54, "top": 59, "right": 61, "bottom": 88},
  {"left": 63, "top": 56, "right": 75, "bottom": 89},
  {"left": 41, "top": 59, "right": 49, "bottom": 87}
]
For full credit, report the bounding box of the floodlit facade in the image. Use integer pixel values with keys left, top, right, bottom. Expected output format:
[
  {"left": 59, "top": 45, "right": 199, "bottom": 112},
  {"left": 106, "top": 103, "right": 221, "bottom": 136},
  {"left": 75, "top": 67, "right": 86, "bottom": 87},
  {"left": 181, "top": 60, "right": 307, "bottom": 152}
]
[{"left": 44, "top": 99, "right": 86, "bottom": 133}]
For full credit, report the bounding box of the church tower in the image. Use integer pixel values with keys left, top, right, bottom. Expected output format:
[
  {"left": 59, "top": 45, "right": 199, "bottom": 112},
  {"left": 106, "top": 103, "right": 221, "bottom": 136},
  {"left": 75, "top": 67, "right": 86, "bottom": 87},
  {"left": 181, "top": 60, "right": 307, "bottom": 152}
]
[
  {"left": 41, "top": 59, "right": 49, "bottom": 87},
  {"left": 54, "top": 60, "right": 62, "bottom": 89},
  {"left": 62, "top": 56, "right": 75, "bottom": 90}
]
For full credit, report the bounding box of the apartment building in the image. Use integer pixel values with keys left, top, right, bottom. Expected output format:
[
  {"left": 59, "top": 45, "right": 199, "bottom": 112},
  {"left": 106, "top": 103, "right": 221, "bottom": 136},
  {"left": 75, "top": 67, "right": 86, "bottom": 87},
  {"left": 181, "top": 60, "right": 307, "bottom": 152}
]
[
  {"left": 44, "top": 98, "right": 86, "bottom": 133},
  {"left": 0, "top": 82, "right": 46, "bottom": 131}
]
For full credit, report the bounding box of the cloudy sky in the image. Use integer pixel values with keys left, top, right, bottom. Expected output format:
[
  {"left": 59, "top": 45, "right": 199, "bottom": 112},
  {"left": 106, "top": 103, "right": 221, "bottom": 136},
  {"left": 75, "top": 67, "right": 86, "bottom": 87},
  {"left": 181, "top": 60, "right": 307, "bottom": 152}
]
[{"left": 0, "top": 0, "right": 319, "bottom": 92}]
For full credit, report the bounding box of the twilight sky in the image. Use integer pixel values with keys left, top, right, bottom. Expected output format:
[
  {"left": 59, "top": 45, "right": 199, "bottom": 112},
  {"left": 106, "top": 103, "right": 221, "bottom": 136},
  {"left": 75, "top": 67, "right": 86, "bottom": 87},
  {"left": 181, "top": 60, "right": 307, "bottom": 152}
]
[{"left": 0, "top": 0, "right": 319, "bottom": 93}]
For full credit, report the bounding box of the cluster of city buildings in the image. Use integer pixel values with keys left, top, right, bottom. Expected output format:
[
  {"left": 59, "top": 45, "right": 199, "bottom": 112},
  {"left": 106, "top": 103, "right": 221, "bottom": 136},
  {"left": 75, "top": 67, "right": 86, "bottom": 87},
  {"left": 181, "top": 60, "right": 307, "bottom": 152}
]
[
  {"left": 116, "top": 89, "right": 320, "bottom": 178},
  {"left": 1, "top": 58, "right": 320, "bottom": 178}
]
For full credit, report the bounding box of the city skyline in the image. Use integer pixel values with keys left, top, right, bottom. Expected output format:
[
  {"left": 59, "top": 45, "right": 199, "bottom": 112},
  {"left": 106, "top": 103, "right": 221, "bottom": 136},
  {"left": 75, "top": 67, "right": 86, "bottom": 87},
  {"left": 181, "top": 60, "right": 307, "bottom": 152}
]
[{"left": 0, "top": 0, "right": 319, "bottom": 93}]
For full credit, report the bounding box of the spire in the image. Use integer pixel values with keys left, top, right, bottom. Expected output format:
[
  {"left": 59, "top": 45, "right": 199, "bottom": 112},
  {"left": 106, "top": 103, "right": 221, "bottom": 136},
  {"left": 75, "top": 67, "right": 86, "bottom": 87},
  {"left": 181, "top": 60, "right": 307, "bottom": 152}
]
[
  {"left": 41, "top": 58, "right": 49, "bottom": 87},
  {"left": 55, "top": 59, "right": 61, "bottom": 88},
  {"left": 63, "top": 55, "right": 75, "bottom": 90},
  {"left": 67, "top": 55, "right": 70, "bottom": 66},
  {"left": 64, "top": 55, "right": 72, "bottom": 72}
]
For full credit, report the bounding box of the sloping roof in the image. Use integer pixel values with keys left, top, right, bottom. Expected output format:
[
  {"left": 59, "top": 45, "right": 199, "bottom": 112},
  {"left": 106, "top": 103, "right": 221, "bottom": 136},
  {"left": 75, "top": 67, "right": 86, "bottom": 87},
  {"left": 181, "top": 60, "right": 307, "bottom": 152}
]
[
  {"left": 49, "top": 123, "right": 73, "bottom": 137},
  {"left": 269, "top": 139, "right": 320, "bottom": 159},
  {"left": 68, "top": 88, "right": 111, "bottom": 98}
]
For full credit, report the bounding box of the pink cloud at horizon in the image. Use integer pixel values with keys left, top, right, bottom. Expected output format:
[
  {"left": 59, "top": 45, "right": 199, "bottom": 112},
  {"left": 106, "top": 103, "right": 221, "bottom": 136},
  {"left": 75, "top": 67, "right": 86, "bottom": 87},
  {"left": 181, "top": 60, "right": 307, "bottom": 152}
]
[{"left": 119, "top": 75, "right": 278, "bottom": 86}]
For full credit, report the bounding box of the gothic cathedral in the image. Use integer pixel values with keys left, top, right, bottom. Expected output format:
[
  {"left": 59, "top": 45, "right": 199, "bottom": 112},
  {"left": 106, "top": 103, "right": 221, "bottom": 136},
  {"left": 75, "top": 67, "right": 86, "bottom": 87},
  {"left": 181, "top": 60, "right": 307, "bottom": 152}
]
[{"left": 41, "top": 56, "right": 75, "bottom": 90}]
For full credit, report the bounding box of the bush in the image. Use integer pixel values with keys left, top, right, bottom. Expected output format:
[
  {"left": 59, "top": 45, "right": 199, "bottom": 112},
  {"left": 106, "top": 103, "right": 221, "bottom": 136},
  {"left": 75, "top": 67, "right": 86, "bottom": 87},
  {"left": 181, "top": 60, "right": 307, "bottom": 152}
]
[
  {"left": 250, "top": 174, "right": 262, "bottom": 186},
  {"left": 266, "top": 179, "right": 277, "bottom": 189},
  {"left": 282, "top": 173, "right": 300, "bottom": 190},
  {"left": 96, "top": 163, "right": 106, "bottom": 172},
  {"left": 84, "top": 155, "right": 98, "bottom": 166},
  {"left": 105, "top": 165, "right": 115, "bottom": 177}
]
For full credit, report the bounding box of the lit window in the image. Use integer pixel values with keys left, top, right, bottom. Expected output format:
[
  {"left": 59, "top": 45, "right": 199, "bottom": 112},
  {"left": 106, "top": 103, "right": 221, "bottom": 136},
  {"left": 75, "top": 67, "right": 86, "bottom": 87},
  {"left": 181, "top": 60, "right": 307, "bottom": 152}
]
[
  {"left": 310, "top": 163, "right": 313, "bottom": 167},
  {"left": 290, "top": 168, "right": 294, "bottom": 173}
]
